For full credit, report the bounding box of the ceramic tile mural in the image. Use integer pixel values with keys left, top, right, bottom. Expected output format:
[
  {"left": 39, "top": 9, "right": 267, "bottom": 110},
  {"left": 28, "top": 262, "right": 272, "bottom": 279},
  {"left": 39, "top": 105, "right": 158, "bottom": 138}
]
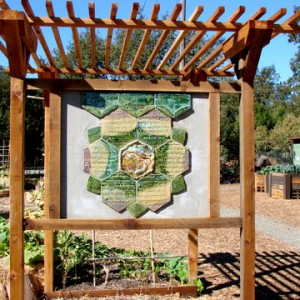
[{"left": 81, "top": 92, "right": 191, "bottom": 218}]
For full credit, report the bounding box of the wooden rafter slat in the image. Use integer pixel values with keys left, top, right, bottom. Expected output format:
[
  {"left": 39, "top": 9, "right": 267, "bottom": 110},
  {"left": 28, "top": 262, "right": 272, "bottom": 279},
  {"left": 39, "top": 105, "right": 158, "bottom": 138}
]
[
  {"left": 268, "top": 8, "right": 287, "bottom": 23},
  {"left": 208, "top": 56, "right": 226, "bottom": 71},
  {"left": 67, "top": 1, "right": 82, "bottom": 68},
  {"left": 0, "top": 0, "right": 9, "bottom": 10},
  {"left": 89, "top": 2, "right": 96, "bottom": 69},
  {"left": 170, "top": 6, "right": 225, "bottom": 71},
  {"left": 220, "top": 63, "right": 233, "bottom": 72},
  {"left": 20, "top": 35, "right": 42, "bottom": 68},
  {"left": 0, "top": 39, "right": 7, "bottom": 56},
  {"left": 105, "top": 3, "right": 118, "bottom": 69},
  {"left": 195, "top": 7, "right": 265, "bottom": 74},
  {"left": 143, "top": 3, "right": 182, "bottom": 70},
  {"left": 22, "top": 0, "right": 55, "bottom": 67},
  {"left": 46, "top": 0, "right": 69, "bottom": 68},
  {"left": 272, "top": 10, "right": 300, "bottom": 38},
  {"left": 131, "top": 3, "right": 160, "bottom": 69},
  {"left": 157, "top": 5, "right": 204, "bottom": 71},
  {"left": 118, "top": 2, "right": 139, "bottom": 69}
]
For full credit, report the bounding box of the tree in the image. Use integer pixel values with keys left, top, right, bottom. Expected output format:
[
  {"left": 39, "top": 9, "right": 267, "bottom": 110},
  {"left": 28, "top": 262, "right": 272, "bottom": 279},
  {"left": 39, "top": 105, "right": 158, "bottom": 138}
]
[{"left": 0, "top": 66, "right": 10, "bottom": 142}]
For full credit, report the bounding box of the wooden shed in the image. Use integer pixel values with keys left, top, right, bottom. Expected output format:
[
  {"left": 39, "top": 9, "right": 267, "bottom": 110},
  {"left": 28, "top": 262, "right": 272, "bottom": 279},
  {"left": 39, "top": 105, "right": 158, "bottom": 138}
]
[{"left": 0, "top": 0, "right": 299, "bottom": 299}]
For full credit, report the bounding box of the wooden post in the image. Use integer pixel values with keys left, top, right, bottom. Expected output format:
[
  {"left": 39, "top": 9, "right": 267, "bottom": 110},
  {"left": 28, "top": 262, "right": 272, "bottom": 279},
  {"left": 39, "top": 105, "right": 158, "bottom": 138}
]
[
  {"left": 209, "top": 92, "right": 220, "bottom": 217},
  {"left": 44, "top": 89, "right": 61, "bottom": 293},
  {"left": 9, "top": 77, "right": 25, "bottom": 300},
  {"left": 188, "top": 228, "right": 198, "bottom": 283},
  {"left": 239, "top": 79, "right": 255, "bottom": 300}
]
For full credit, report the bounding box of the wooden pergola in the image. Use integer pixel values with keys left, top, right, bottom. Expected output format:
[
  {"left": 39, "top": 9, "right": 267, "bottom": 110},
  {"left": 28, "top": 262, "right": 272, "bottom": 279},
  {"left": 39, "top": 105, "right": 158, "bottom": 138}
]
[{"left": 0, "top": 0, "right": 299, "bottom": 299}]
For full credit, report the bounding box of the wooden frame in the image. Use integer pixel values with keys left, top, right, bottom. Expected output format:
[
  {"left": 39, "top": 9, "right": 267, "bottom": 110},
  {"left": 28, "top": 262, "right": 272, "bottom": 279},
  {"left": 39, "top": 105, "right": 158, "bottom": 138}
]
[{"left": 1, "top": 1, "right": 298, "bottom": 299}]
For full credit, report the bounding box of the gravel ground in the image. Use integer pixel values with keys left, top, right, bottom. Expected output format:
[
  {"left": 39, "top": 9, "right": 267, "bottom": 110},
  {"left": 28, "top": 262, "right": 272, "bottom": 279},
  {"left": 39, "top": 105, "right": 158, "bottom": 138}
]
[{"left": 0, "top": 184, "right": 299, "bottom": 299}]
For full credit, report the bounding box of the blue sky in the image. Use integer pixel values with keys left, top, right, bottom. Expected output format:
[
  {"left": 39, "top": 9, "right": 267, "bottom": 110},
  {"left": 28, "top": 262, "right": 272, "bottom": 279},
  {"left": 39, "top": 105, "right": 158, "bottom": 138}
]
[{"left": 0, "top": 0, "right": 298, "bottom": 80}]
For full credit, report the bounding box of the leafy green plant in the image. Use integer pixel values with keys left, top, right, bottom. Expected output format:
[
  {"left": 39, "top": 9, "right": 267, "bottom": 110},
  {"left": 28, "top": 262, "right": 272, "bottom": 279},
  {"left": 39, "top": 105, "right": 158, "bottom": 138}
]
[
  {"left": 160, "top": 256, "right": 189, "bottom": 284},
  {"left": 194, "top": 278, "right": 204, "bottom": 294},
  {"left": 24, "top": 230, "right": 44, "bottom": 265},
  {"left": 259, "top": 164, "right": 300, "bottom": 174},
  {"left": 0, "top": 182, "right": 7, "bottom": 190},
  {"left": 0, "top": 165, "right": 9, "bottom": 178},
  {"left": 0, "top": 217, "right": 9, "bottom": 257},
  {"left": 25, "top": 178, "right": 45, "bottom": 218}
]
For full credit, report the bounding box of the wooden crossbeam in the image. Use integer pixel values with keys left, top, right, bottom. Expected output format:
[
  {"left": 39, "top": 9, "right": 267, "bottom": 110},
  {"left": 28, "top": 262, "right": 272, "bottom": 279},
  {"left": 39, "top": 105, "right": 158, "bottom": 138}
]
[
  {"left": 25, "top": 217, "right": 243, "bottom": 231},
  {"left": 170, "top": 6, "right": 225, "bottom": 71},
  {"left": 118, "top": 2, "right": 139, "bottom": 69},
  {"left": 219, "top": 63, "right": 233, "bottom": 72},
  {"left": 66, "top": 1, "right": 82, "bottom": 68},
  {"left": 131, "top": 3, "right": 160, "bottom": 69},
  {"left": 105, "top": 3, "right": 118, "bottom": 68},
  {"left": 272, "top": 10, "right": 300, "bottom": 38},
  {"left": 22, "top": 0, "right": 55, "bottom": 67},
  {"left": 89, "top": 2, "right": 96, "bottom": 68},
  {"left": 157, "top": 5, "right": 203, "bottom": 70},
  {"left": 144, "top": 4, "right": 182, "bottom": 70},
  {"left": 46, "top": 0, "right": 69, "bottom": 68}
]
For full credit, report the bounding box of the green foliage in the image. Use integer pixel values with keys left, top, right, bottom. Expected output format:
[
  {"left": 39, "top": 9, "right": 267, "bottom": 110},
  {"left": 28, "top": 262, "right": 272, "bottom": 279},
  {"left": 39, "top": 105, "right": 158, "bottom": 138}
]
[
  {"left": 24, "top": 230, "right": 44, "bottom": 265},
  {"left": 259, "top": 164, "right": 300, "bottom": 175},
  {"left": 25, "top": 178, "right": 45, "bottom": 219},
  {"left": 0, "top": 164, "right": 9, "bottom": 178},
  {"left": 160, "top": 256, "right": 188, "bottom": 284},
  {"left": 0, "top": 217, "right": 9, "bottom": 257}
]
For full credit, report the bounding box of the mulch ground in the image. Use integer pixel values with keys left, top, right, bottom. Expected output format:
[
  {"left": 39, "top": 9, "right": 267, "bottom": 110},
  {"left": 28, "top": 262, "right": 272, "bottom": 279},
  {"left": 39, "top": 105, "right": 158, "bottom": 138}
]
[{"left": 0, "top": 184, "right": 299, "bottom": 299}]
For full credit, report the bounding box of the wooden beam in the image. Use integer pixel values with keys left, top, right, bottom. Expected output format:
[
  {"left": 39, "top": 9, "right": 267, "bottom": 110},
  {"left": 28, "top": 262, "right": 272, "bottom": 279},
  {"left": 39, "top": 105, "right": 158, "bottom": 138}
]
[
  {"left": 0, "top": 39, "right": 7, "bottom": 57},
  {"left": 26, "top": 78, "right": 241, "bottom": 93},
  {"left": 46, "top": 0, "right": 69, "bottom": 68},
  {"left": 209, "top": 93, "right": 220, "bottom": 217},
  {"left": 0, "top": 10, "right": 37, "bottom": 77},
  {"left": 157, "top": 5, "right": 204, "bottom": 70},
  {"left": 88, "top": 2, "right": 96, "bottom": 69},
  {"left": 0, "top": 0, "right": 10, "bottom": 10},
  {"left": 10, "top": 77, "right": 25, "bottom": 300},
  {"left": 66, "top": 1, "right": 82, "bottom": 68},
  {"left": 118, "top": 2, "right": 139, "bottom": 69},
  {"left": 105, "top": 3, "right": 118, "bottom": 69},
  {"left": 131, "top": 3, "right": 160, "bottom": 69},
  {"left": 188, "top": 229, "right": 198, "bottom": 283},
  {"left": 144, "top": 3, "right": 182, "bottom": 70},
  {"left": 45, "top": 285, "right": 197, "bottom": 298},
  {"left": 25, "top": 217, "right": 242, "bottom": 231},
  {"left": 223, "top": 20, "right": 273, "bottom": 60}
]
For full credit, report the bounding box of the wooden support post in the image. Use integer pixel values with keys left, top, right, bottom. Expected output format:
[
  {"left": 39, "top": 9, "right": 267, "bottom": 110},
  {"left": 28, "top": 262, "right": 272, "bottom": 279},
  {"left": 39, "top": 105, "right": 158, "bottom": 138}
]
[
  {"left": 43, "top": 82, "right": 61, "bottom": 293},
  {"left": 209, "top": 92, "right": 220, "bottom": 217},
  {"left": 188, "top": 228, "right": 198, "bottom": 283},
  {"left": 9, "top": 77, "right": 25, "bottom": 300},
  {"left": 239, "top": 79, "right": 255, "bottom": 300},
  {"left": 223, "top": 21, "right": 273, "bottom": 299}
]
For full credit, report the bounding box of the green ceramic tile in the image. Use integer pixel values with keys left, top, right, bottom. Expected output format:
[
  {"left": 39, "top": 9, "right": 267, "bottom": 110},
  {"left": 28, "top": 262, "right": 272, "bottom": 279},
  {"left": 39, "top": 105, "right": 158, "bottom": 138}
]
[
  {"left": 119, "top": 93, "right": 155, "bottom": 117},
  {"left": 87, "top": 139, "right": 118, "bottom": 180},
  {"left": 81, "top": 92, "right": 119, "bottom": 118},
  {"left": 155, "top": 140, "right": 189, "bottom": 179},
  {"left": 101, "top": 109, "right": 137, "bottom": 148},
  {"left": 137, "top": 109, "right": 171, "bottom": 148},
  {"left": 120, "top": 141, "right": 154, "bottom": 179},
  {"left": 87, "top": 126, "right": 101, "bottom": 144},
  {"left": 172, "top": 128, "right": 187, "bottom": 145},
  {"left": 101, "top": 172, "right": 136, "bottom": 212},
  {"left": 155, "top": 93, "right": 191, "bottom": 118},
  {"left": 127, "top": 202, "right": 147, "bottom": 218},
  {"left": 172, "top": 176, "right": 186, "bottom": 194},
  {"left": 136, "top": 174, "right": 171, "bottom": 212},
  {"left": 87, "top": 176, "right": 101, "bottom": 195}
]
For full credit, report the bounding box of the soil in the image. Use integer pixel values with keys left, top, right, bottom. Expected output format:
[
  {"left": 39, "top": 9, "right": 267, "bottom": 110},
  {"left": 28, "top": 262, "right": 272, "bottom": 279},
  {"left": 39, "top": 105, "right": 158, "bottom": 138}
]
[{"left": 0, "top": 184, "right": 299, "bottom": 299}]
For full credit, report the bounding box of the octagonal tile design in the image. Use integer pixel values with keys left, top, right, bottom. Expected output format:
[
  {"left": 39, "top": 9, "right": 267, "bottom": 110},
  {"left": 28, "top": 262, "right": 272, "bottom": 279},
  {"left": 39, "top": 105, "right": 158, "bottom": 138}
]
[
  {"left": 120, "top": 141, "right": 154, "bottom": 179},
  {"left": 82, "top": 92, "right": 191, "bottom": 218}
]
